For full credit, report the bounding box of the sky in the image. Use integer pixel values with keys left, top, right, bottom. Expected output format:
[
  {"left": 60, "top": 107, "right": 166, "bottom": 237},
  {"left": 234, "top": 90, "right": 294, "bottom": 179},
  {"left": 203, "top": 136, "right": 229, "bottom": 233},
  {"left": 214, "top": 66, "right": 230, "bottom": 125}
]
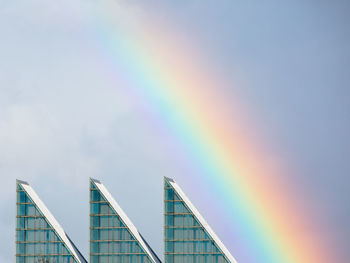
[{"left": 1, "top": 0, "right": 349, "bottom": 262}]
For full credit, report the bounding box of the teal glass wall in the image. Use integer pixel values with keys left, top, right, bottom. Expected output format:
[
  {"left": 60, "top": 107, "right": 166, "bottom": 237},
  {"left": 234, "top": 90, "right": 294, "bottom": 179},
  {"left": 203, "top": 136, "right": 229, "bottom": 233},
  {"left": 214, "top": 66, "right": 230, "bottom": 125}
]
[
  {"left": 89, "top": 180, "right": 154, "bottom": 263},
  {"left": 164, "top": 178, "right": 230, "bottom": 263},
  {"left": 16, "top": 183, "right": 77, "bottom": 263}
]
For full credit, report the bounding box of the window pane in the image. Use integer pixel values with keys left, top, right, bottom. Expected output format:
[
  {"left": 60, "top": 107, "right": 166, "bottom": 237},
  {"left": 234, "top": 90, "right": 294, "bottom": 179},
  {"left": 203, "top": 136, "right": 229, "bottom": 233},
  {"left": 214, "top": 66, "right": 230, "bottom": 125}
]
[
  {"left": 166, "top": 215, "right": 173, "bottom": 226},
  {"left": 174, "top": 202, "right": 184, "bottom": 213},
  {"left": 174, "top": 215, "right": 183, "bottom": 226},
  {"left": 17, "top": 204, "right": 26, "bottom": 216},
  {"left": 100, "top": 216, "right": 109, "bottom": 227},
  {"left": 91, "top": 190, "right": 101, "bottom": 201},
  {"left": 165, "top": 202, "right": 173, "bottom": 213},
  {"left": 165, "top": 228, "right": 174, "bottom": 239},
  {"left": 91, "top": 203, "right": 100, "bottom": 215},
  {"left": 165, "top": 189, "right": 174, "bottom": 200},
  {"left": 17, "top": 191, "right": 27, "bottom": 203},
  {"left": 17, "top": 218, "right": 25, "bottom": 228},
  {"left": 100, "top": 204, "right": 112, "bottom": 214},
  {"left": 91, "top": 216, "right": 100, "bottom": 227}
]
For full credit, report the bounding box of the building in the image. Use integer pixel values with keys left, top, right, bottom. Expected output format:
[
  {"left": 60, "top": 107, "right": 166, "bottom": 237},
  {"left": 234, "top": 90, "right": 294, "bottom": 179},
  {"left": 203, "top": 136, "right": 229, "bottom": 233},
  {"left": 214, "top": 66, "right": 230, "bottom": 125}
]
[
  {"left": 164, "top": 177, "right": 237, "bottom": 263},
  {"left": 16, "top": 178, "right": 237, "bottom": 263},
  {"left": 89, "top": 178, "right": 161, "bottom": 263},
  {"left": 15, "top": 180, "right": 87, "bottom": 263}
]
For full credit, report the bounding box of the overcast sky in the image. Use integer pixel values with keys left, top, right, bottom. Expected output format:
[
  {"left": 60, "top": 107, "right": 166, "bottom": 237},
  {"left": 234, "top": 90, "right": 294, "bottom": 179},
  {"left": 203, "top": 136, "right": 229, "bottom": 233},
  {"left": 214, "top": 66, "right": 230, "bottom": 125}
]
[{"left": 1, "top": 1, "right": 349, "bottom": 263}]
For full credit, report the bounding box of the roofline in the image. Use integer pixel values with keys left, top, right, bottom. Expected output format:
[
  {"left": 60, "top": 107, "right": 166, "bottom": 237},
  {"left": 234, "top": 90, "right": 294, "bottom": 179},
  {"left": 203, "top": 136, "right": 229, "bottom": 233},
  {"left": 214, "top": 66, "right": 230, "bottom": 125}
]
[
  {"left": 17, "top": 180, "right": 87, "bottom": 263},
  {"left": 164, "top": 176, "right": 174, "bottom": 183},
  {"left": 16, "top": 179, "right": 29, "bottom": 185},
  {"left": 91, "top": 179, "right": 161, "bottom": 263},
  {"left": 90, "top": 177, "right": 101, "bottom": 184},
  {"left": 165, "top": 177, "right": 238, "bottom": 263}
]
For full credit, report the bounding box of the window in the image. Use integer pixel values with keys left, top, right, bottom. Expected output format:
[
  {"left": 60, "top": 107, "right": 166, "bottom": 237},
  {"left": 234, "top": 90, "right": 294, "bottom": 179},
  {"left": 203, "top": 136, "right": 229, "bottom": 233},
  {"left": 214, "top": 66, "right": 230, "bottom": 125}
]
[
  {"left": 174, "top": 202, "right": 184, "bottom": 213},
  {"left": 165, "top": 189, "right": 174, "bottom": 200},
  {"left": 165, "top": 228, "right": 174, "bottom": 239},
  {"left": 91, "top": 203, "right": 100, "bottom": 215},
  {"left": 17, "top": 243, "right": 25, "bottom": 254},
  {"left": 91, "top": 190, "right": 101, "bottom": 201},
  {"left": 174, "top": 215, "right": 183, "bottom": 227},
  {"left": 165, "top": 241, "right": 173, "bottom": 252},
  {"left": 166, "top": 215, "right": 174, "bottom": 226},
  {"left": 100, "top": 204, "right": 112, "bottom": 214},
  {"left": 100, "top": 216, "right": 109, "bottom": 227},
  {"left": 17, "top": 191, "right": 27, "bottom": 203},
  {"left": 165, "top": 202, "right": 174, "bottom": 213},
  {"left": 17, "top": 204, "right": 26, "bottom": 216},
  {"left": 174, "top": 242, "right": 183, "bottom": 253},
  {"left": 91, "top": 216, "right": 100, "bottom": 227},
  {"left": 17, "top": 218, "right": 25, "bottom": 228}
]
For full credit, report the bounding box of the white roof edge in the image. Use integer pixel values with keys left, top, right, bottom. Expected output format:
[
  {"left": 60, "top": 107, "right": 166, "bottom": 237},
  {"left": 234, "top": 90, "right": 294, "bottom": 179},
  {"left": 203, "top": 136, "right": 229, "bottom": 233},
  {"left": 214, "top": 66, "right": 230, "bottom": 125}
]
[
  {"left": 18, "top": 181, "right": 87, "bottom": 263},
  {"left": 91, "top": 179, "right": 161, "bottom": 263},
  {"left": 167, "top": 178, "right": 238, "bottom": 263}
]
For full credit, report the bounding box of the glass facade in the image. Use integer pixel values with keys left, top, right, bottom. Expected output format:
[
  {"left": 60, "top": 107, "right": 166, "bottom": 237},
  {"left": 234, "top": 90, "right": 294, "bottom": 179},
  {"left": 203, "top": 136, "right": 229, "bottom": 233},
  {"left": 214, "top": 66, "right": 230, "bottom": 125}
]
[
  {"left": 16, "top": 183, "right": 79, "bottom": 263},
  {"left": 164, "top": 178, "right": 230, "bottom": 263},
  {"left": 89, "top": 180, "right": 157, "bottom": 263}
]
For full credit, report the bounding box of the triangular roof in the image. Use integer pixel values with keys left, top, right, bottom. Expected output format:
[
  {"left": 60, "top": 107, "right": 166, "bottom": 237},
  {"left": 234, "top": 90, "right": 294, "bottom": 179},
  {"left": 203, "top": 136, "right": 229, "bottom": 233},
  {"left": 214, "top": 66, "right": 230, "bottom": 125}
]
[
  {"left": 90, "top": 178, "right": 161, "bottom": 263},
  {"left": 164, "top": 177, "right": 238, "bottom": 263},
  {"left": 16, "top": 179, "right": 87, "bottom": 263}
]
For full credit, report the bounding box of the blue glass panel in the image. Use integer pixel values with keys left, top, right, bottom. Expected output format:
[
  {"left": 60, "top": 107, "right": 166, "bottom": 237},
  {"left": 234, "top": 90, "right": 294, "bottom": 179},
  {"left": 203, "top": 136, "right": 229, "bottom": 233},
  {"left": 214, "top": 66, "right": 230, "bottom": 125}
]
[
  {"left": 17, "top": 217, "right": 25, "bottom": 228},
  {"left": 100, "top": 255, "right": 109, "bottom": 263},
  {"left": 165, "top": 241, "right": 173, "bottom": 252},
  {"left": 91, "top": 190, "right": 101, "bottom": 201},
  {"left": 91, "top": 203, "right": 100, "bottom": 214},
  {"left": 174, "top": 242, "right": 183, "bottom": 253},
  {"left": 174, "top": 202, "right": 184, "bottom": 213},
  {"left": 165, "top": 189, "right": 174, "bottom": 200},
  {"left": 166, "top": 215, "right": 173, "bottom": 226},
  {"left": 91, "top": 216, "right": 100, "bottom": 227},
  {"left": 174, "top": 215, "right": 183, "bottom": 226},
  {"left": 174, "top": 255, "right": 182, "bottom": 263},
  {"left": 165, "top": 228, "right": 174, "bottom": 239},
  {"left": 184, "top": 215, "right": 194, "bottom": 226},
  {"left": 17, "top": 191, "right": 27, "bottom": 203},
  {"left": 17, "top": 230, "right": 25, "bottom": 241},
  {"left": 119, "top": 219, "right": 126, "bottom": 227},
  {"left": 100, "top": 216, "right": 109, "bottom": 227},
  {"left": 165, "top": 255, "right": 173, "bottom": 263},
  {"left": 91, "top": 255, "right": 99, "bottom": 263},
  {"left": 91, "top": 229, "right": 99, "bottom": 240},
  {"left": 184, "top": 255, "right": 192, "bottom": 263},
  {"left": 165, "top": 202, "right": 174, "bottom": 213},
  {"left": 17, "top": 204, "right": 26, "bottom": 216},
  {"left": 100, "top": 242, "right": 109, "bottom": 253},
  {"left": 174, "top": 229, "right": 183, "bottom": 239},
  {"left": 17, "top": 243, "right": 25, "bottom": 254},
  {"left": 26, "top": 256, "right": 35, "bottom": 263},
  {"left": 100, "top": 204, "right": 112, "bottom": 214}
]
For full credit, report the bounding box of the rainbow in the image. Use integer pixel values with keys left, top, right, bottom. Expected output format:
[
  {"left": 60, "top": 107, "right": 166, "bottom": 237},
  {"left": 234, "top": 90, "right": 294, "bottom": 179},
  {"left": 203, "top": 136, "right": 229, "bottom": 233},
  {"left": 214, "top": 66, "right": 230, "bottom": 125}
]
[{"left": 79, "top": 2, "right": 334, "bottom": 263}]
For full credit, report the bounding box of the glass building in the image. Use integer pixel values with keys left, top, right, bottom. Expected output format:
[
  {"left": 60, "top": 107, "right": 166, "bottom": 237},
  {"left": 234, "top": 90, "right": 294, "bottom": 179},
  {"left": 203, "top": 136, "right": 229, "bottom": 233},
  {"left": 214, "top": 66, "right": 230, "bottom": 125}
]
[
  {"left": 89, "top": 178, "right": 161, "bottom": 263},
  {"left": 15, "top": 180, "right": 87, "bottom": 263},
  {"left": 164, "top": 177, "right": 237, "bottom": 263}
]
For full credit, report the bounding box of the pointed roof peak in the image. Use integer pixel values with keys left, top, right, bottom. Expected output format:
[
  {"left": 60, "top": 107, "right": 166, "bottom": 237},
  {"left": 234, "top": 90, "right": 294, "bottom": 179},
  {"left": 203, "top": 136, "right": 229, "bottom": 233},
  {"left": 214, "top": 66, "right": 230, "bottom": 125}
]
[
  {"left": 167, "top": 179, "right": 238, "bottom": 263},
  {"left": 90, "top": 177, "right": 101, "bottom": 183},
  {"left": 164, "top": 176, "right": 174, "bottom": 183},
  {"left": 18, "top": 180, "right": 87, "bottom": 263},
  {"left": 92, "top": 179, "right": 161, "bottom": 263},
  {"left": 16, "top": 179, "right": 29, "bottom": 185}
]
